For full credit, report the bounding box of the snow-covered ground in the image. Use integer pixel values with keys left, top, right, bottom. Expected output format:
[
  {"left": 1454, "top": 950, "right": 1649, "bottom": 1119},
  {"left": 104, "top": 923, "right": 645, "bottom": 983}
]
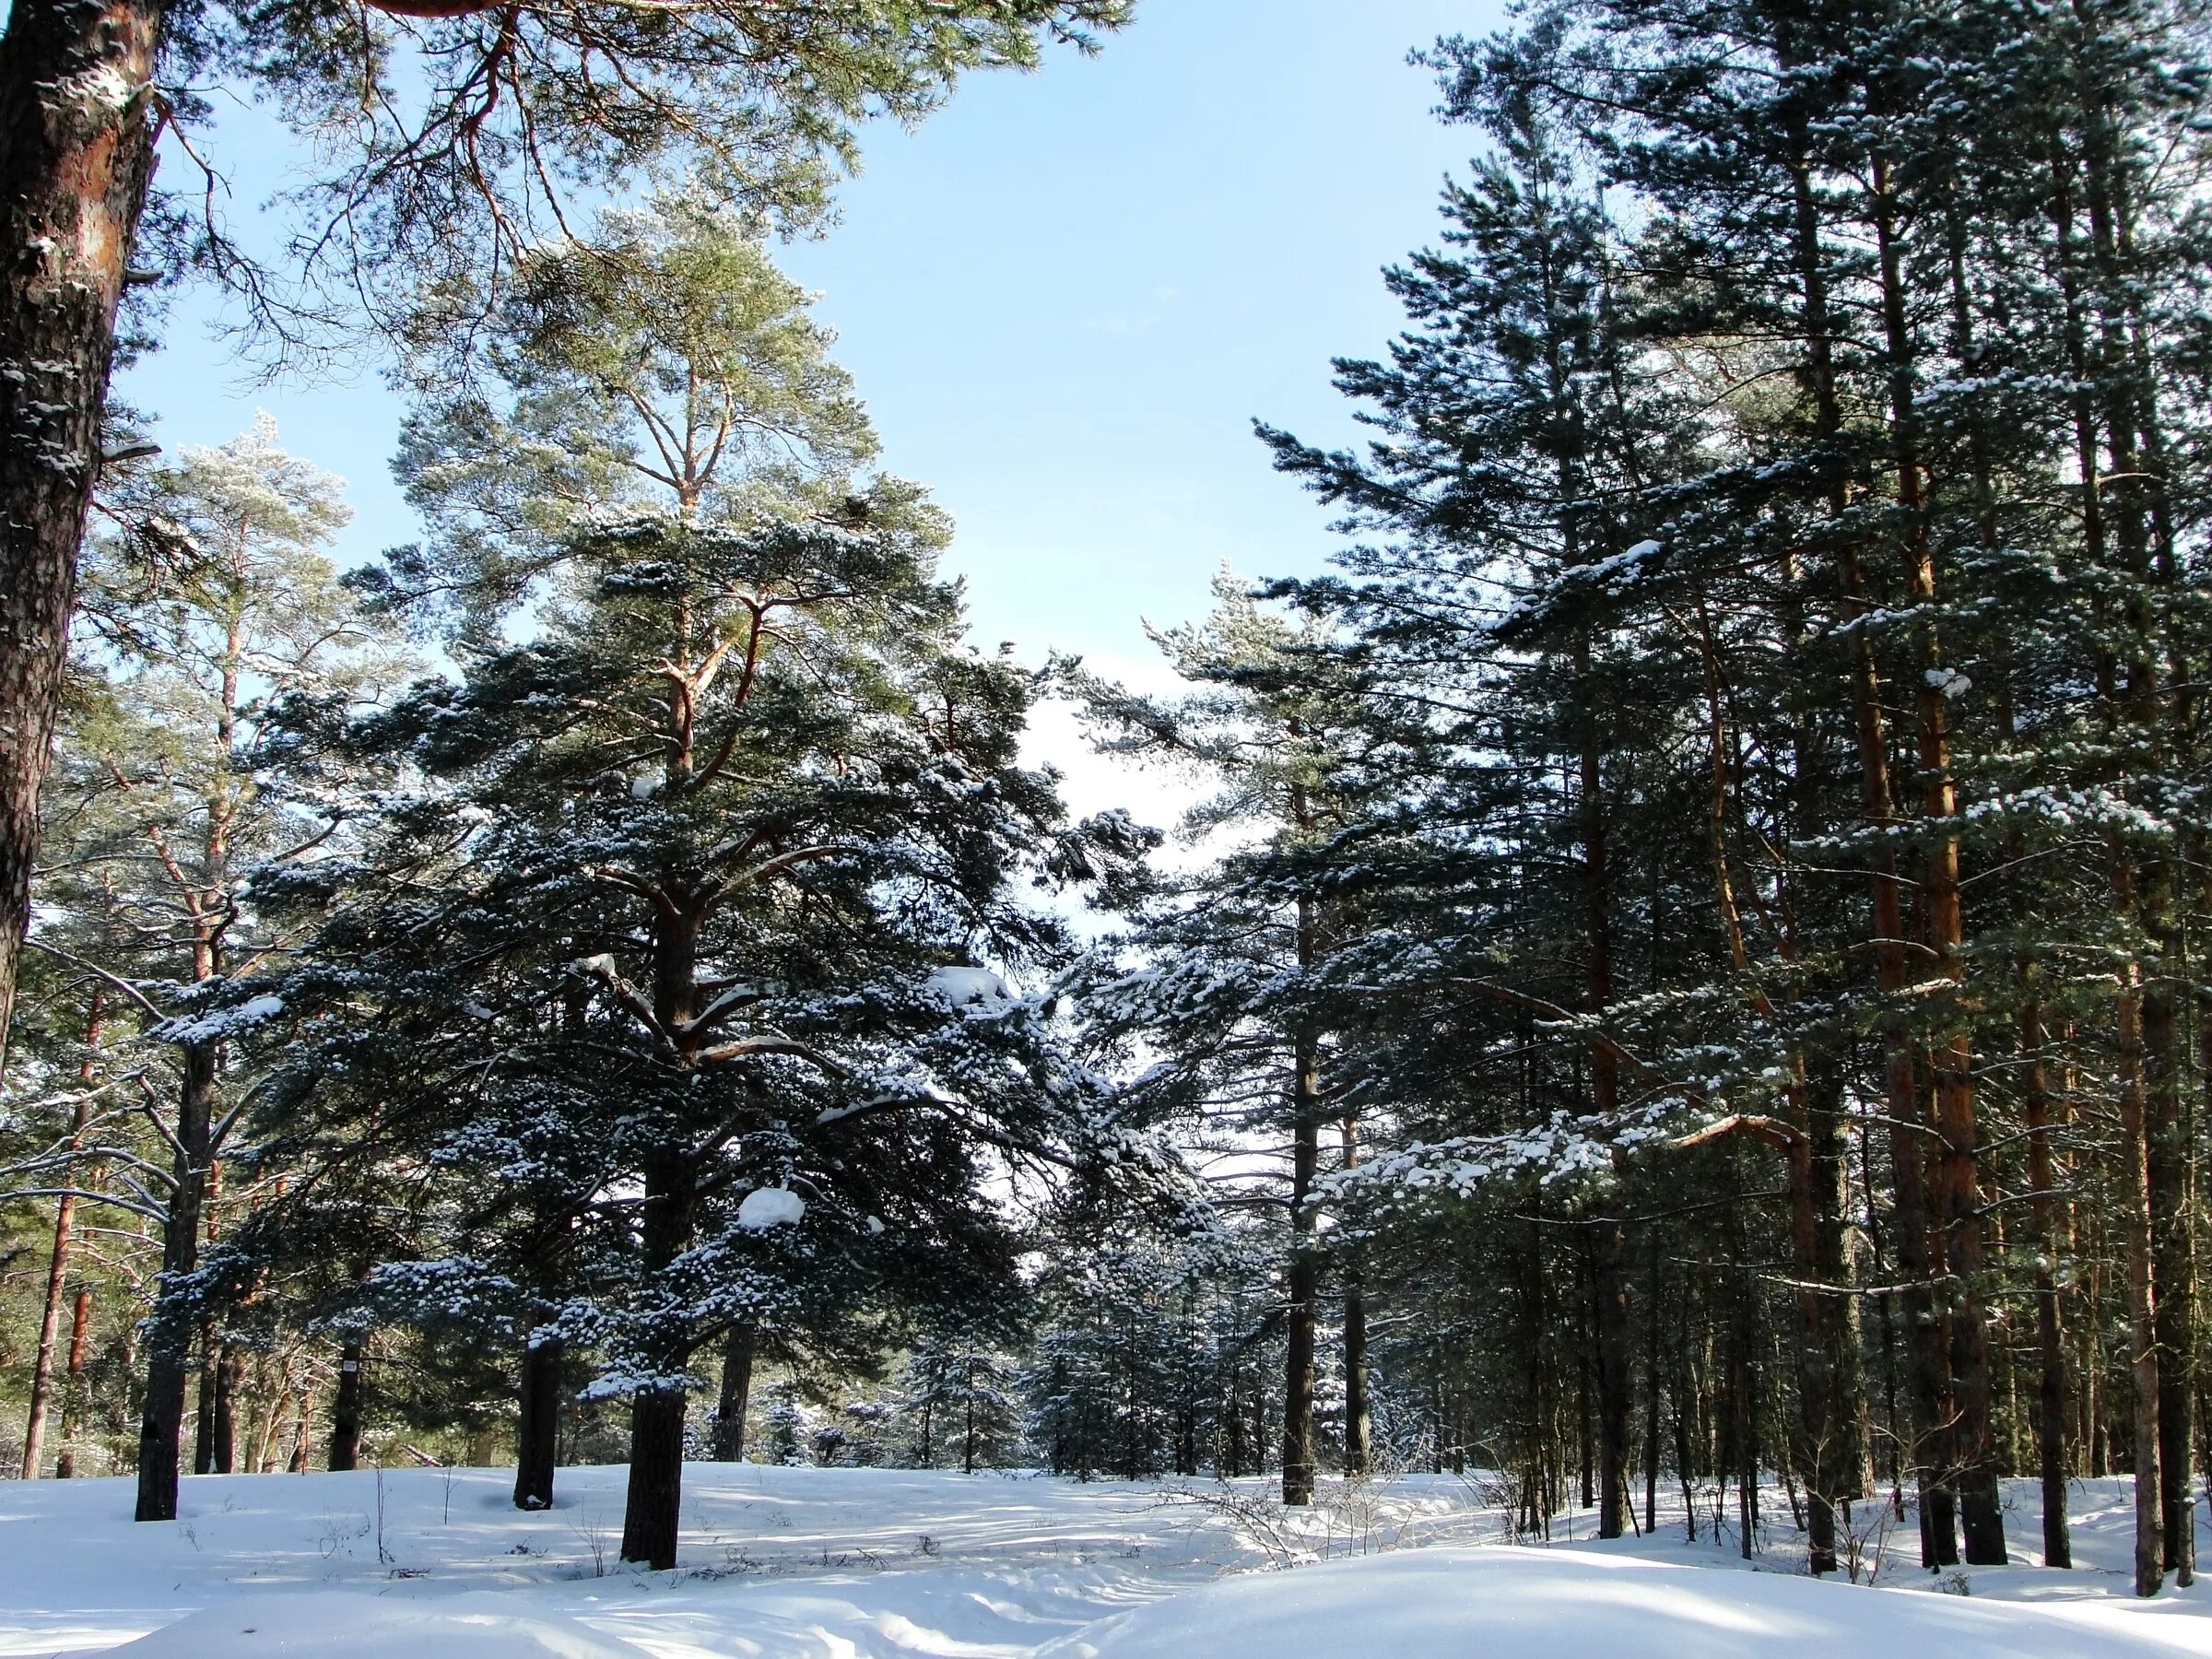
[{"left": 0, "top": 1463, "right": 2206, "bottom": 1657}]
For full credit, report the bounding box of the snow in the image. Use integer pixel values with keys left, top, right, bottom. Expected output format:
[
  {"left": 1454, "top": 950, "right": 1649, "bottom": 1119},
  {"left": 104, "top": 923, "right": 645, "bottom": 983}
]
[
  {"left": 158, "top": 994, "right": 285, "bottom": 1045},
  {"left": 109, "top": 1594, "right": 636, "bottom": 1658},
  {"left": 924, "top": 965, "right": 1010, "bottom": 1006},
  {"left": 735, "top": 1186, "right": 806, "bottom": 1230},
  {"left": 1051, "top": 1547, "right": 2212, "bottom": 1659},
  {"left": 0, "top": 1465, "right": 2207, "bottom": 1659}
]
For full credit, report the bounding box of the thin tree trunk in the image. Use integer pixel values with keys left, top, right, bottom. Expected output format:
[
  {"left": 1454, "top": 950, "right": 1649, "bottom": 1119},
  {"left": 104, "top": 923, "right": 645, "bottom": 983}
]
[
  {"left": 211, "top": 1346, "right": 239, "bottom": 1474},
  {"left": 2023, "top": 991, "right": 2072, "bottom": 1567},
  {"left": 55, "top": 1286, "right": 90, "bottom": 1477},
  {"left": 1341, "top": 1114, "right": 1371, "bottom": 1479},
  {"left": 1644, "top": 1227, "right": 1661, "bottom": 1536},
  {"left": 1281, "top": 1025, "right": 1321, "bottom": 1507},
  {"left": 22, "top": 989, "right": 100, "bottom": 1477},
  {"left": 329, "top": 1340, "right": 365, "bottom": 1472},
  {"left": 134, "top": 1038, "right": 214, "bottom": 1522},
  {"left": 2118, "top": 946, "right": 2166, "bottom": 1597}
]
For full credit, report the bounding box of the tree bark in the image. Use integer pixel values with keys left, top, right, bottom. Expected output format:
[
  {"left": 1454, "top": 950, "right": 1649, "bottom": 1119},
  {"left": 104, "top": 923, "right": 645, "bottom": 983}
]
[
  {"left": 620, "top": 1146, "right": 698, "bottom": 1569},
  {"left": 328, "top": 1340, "right": 365, "bottom": 1471},
  {"left": 712, "top": 1326, "right": 752, "bottom": 1462},
  {"left": 54, "top": 1286, "right": 90, "bottom": 1477},
  {"left": 1341, "top": 1115, "right": 1371, "bottom": 1479},
  {"left": 514, "top": 1335, "right": 562, "bottom": 1508},
  {"left": 2117, "top": 950, "right": 2165, "bottom": 1597},
  {"left": 623, "top": 1383, "right": 688, "bottom": 1570},
  {"left": 0, "top": 0, "right": 168, "bottom": 1050},
  {"left": 2146, "top": 962, "right": 2195, "bottom": 1584},
  {"left": 194, "top": 1324, "right": 218, "bottom": 1475},
  {"left": 2022, "top": 990, "right": 2072, "bottom": 1567},
  {"left": 21, "top": 988, "right": 99, "bottom": 1477},
  {"left": 134, "top": 1038, "right": 213, "bottom": 1522},
  {"left": 1280, "top": 1011, "right": 1321, "bottom": 1507}
]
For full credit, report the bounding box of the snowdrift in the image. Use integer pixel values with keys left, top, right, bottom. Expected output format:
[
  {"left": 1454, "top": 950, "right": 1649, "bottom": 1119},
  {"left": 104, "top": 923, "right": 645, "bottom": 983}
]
[
  {"left": 111, "top": 1593, "right": 641, "bottom": 1657},
  {"left": 1050, "top": 1548, "right": 2212, "bottom": 1659}
]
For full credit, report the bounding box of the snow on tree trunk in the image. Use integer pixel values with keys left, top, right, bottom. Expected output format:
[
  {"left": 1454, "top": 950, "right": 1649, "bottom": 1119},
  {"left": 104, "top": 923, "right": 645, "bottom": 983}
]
[{"left": 0, "top": 0, "right": 165, "bottom": 1054}]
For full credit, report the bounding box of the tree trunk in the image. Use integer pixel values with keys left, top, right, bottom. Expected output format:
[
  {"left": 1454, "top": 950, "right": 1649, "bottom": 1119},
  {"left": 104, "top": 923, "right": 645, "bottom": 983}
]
[
  {"left": 1280, "top": 1031, "right": 1320, "bottom": 1507},
  {"left": 54, "top": 1286, "right": 90, "bottom": 1477},
  {"left": 2146, "top": 966, "right": 2195, "bottom": 1583},
  {"left": 712, "top": 1326, "right": 752, "bottom": 1462},
  {"left": 1341, "top": 1115, "right": 1371, "bottom": 1479},
  {"left": 328, "top": 1340, "right": 365, "bottom": 1472},
  {"left": 622, "top": 1384, "right": 688, "bottom": 1571},
  {"left": 1644, "top": 1227, "right": 1662, "bottom": 1536},
  {"left": 2023, "top": 990, "right": 2072, "bottom": 1567},
  {"left": 619, "top": 1147, "right": 698, "bottom": 1569},
  {"left": 0, "top": 0, "right": 167, "bottom": 1050},
  {"left": 2118, "top": 952, "right": 2166, "bottom": 1597},
  {"left": 22, "top": 1173, "right": 79, "bottom": 1480},
  {"left": 22, "top": 989, "right": 100, "bottom": 1477},
  {"left": 514, "top": 1335, "right": 561, "bottom": 1508},
  {"left": 134, "top": 1038, "right": 214, "bottom": 1522},
  {"left": 194, "top": 1325, "right": 218, "bottom": 1475},
  {"left": 1790, "top": 1053, "right": 1865, "bottom": 1576},
  {"left": 211, "top": 1346, "right": 239, "bottom": 1474}
]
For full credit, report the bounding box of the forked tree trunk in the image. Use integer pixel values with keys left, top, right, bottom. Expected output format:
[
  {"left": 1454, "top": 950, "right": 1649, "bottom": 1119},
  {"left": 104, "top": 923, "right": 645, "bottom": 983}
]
[{"left": 0, "top": 0, "right": 168, "bottom": 1049}]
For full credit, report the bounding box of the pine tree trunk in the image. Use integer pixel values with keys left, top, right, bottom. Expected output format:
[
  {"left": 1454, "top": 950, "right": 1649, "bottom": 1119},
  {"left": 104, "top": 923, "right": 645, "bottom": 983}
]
[
  {"left": 1341, "top": 1114, "right": 1371, "bottom": 1479},
  {"left": 2146, "top": 968, "right": 2195, "bottom": 1583},
  {"left": 21, "top": 1178, "right": 78, "bottom": 1480},
  {"left": 622, "top": 1384, "right": 688, "bottom": 1570},
  {"left": 2118, "top": 948, "right": 2166, "bottom": 1597},
  {"left": 134, "top": 1038, "right": 214, "bottom": 1522},
  {"left": 1788, "top": 1054, "right": 1865, "bottom": 1576},
  {"left": 54, "top": 1286, "right": 90, "bottom": 1477},
  {"left": 1644, "top": 1228, "right": 1661, "bottom": 1536},
  {"left": 328, "top": 1341, "right": 365, "bottom": 1471},
  {"left": 211, "top": 1346, "right": 238, "bottom": 1474},
  {"left": 712, "top": 1327, "right": 751, "bottom": 1462},
  {"left": 1280, "top": 1043, "right": 1320, "bottom": 1507},
  {"left": 620, "top": 1147, "right": 698, "bottom": 1569},
  {"left": 514, "top": 1336, "right": 561, "bottom": 1509},
  {"left": 1575, "top": 658, "right": 1631, "bottom": 1541},
  {"left": 22, "top": 990, "right": 99, "bottom": 1477},
  {"left": 2022, "top": 991, "right": 2072, "bottom": 1567},
  {"left": 0, "top": 0, "right": 167, "bottom": 1053},
  {"left": 194, "top": 1326, "right": 218, "bottom": 1476}
]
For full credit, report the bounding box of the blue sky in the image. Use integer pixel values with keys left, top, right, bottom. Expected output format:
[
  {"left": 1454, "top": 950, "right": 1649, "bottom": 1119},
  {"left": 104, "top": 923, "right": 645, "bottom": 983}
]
[{"left": 121, "top": 0, "right": 1502, "bottom": 683}]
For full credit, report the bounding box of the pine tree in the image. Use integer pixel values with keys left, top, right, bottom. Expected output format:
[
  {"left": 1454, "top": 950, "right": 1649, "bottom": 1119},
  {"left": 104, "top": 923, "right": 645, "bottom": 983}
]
[{"left": 2, "top": 418, "right": 397, "bottom": 1514}]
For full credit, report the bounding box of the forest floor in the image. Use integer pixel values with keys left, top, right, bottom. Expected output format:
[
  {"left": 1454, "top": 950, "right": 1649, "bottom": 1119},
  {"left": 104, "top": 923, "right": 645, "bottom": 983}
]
[{"left": 0, "top": 1462, "right": 2208, "bottom": 1655}]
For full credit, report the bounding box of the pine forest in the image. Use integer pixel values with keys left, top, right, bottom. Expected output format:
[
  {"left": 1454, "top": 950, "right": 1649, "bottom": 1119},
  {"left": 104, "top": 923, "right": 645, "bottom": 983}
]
[{"left": 5, "top": 1, "right": 2212, "bottom": 1651}]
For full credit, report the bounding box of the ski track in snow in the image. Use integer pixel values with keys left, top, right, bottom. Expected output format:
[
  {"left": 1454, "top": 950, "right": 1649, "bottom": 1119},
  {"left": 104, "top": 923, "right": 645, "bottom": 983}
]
[{"left": 0, "top": 1465, "right": 2208, "bottom": 1657}]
